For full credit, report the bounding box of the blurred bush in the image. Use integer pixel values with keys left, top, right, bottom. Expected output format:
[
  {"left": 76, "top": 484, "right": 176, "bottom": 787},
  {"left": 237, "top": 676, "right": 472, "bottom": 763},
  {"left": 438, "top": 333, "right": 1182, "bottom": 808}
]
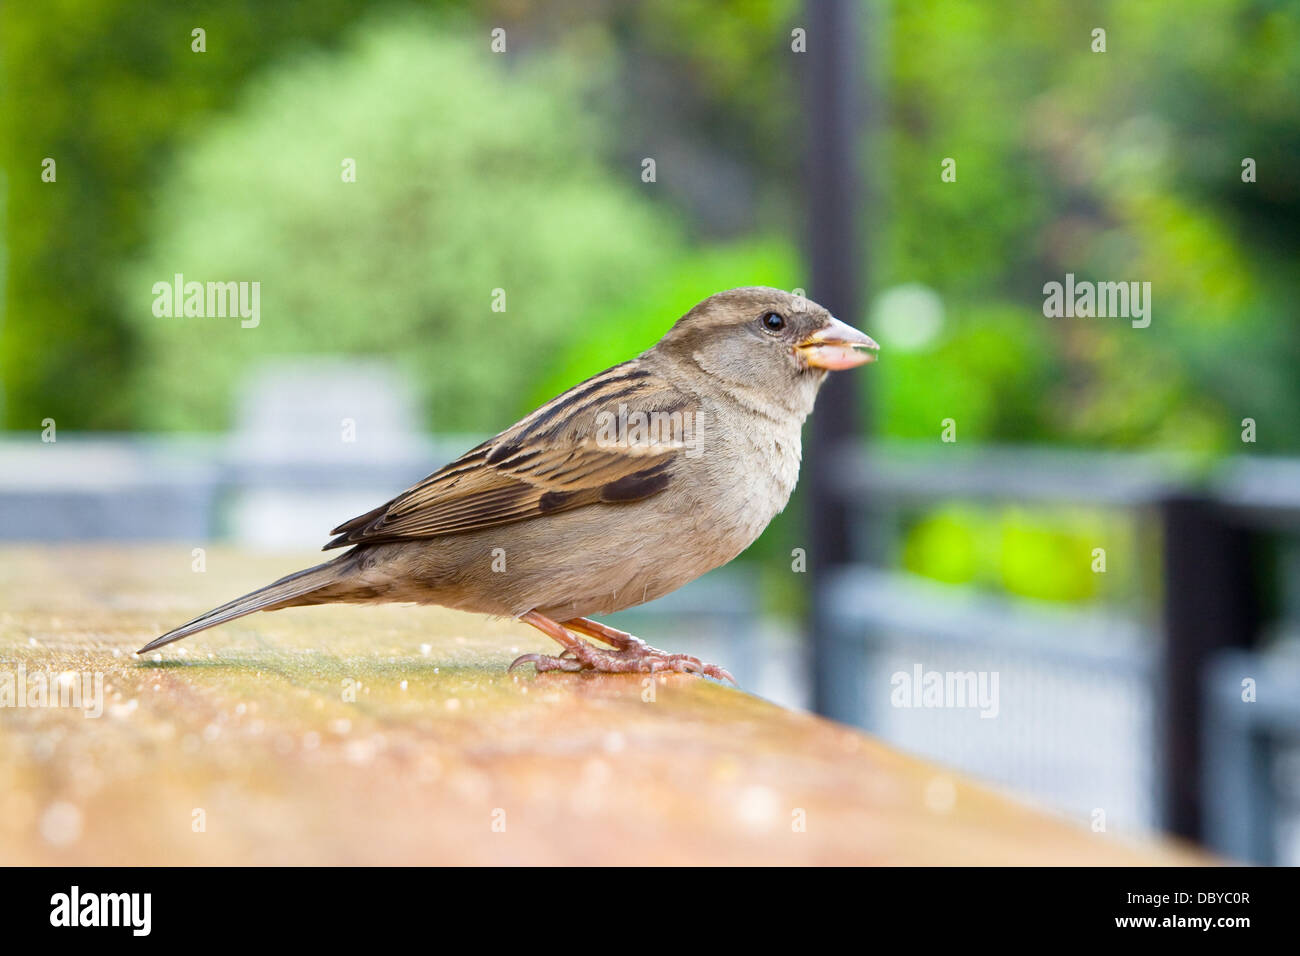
[{"left": 118, "top": 13, "right": 685, "bottom": 432}]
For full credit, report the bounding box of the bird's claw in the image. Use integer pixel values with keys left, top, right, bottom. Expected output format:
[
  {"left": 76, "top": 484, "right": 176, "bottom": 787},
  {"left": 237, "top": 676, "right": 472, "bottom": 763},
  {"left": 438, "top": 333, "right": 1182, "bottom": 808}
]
[
  {"left": 648, "top": 656, "right": 736, "bottom": 685},
  {"left": 509, "top": 652, "right": 583, "bottom": 673}
]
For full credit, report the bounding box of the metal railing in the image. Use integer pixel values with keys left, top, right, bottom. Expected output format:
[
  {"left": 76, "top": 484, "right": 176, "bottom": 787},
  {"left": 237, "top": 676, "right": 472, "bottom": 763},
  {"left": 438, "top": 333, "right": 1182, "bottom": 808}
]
[{"left": 813, "top": 440, "right": 1300, "bottom": 859}]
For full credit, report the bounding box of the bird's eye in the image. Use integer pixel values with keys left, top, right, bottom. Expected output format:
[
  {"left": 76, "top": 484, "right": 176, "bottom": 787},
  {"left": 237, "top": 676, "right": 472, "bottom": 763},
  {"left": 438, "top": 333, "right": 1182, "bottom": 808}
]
[{"left": 761, "top": 312, "right": 786, "bottom": 332}]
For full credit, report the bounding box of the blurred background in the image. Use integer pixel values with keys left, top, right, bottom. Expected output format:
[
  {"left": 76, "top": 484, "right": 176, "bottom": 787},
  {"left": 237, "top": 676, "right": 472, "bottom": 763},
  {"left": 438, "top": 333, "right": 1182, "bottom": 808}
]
[{"left": 2, "top": 0, "right": 1298, "bottom": 862}]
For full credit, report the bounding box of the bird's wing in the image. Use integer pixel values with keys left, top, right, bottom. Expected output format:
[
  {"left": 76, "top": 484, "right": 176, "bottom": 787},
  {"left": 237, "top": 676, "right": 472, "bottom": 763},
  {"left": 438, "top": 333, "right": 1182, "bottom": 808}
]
[{"left": 323, "top": 361, "right": 696, "bottom": 549}]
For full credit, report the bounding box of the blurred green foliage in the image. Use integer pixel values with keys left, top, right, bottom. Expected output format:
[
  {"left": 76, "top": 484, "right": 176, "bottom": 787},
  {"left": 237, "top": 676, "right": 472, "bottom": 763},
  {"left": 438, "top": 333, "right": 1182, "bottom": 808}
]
[
  {"left": 0, "top": 0, "right": 377, "bottom": 428},
  {"left": 5, "top": 0, "right": 1295, "bottom": 444},
  {"left": 874, "top": 0, "right": 1300, "bottom": 455},
  {"left": 901, "top": 503, "right": 1140, "bottom": 603},
  {"left": 116, "top": 12, "right": 682, "bottom": 431}
]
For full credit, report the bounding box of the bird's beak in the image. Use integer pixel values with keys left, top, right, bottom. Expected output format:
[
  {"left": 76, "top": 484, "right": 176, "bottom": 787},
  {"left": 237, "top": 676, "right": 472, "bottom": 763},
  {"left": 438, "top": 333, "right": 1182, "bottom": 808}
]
[{"left": 795, "top": 317, "right": 880, "bottom": 370}]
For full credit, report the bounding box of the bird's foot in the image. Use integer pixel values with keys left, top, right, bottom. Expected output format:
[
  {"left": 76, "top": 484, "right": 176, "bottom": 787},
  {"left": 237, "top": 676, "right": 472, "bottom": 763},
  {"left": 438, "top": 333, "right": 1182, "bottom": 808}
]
[
  {"left": 510, "top": 612, "right": 736, "bottom": 684},
  {"left": 509, "top": 640, "right": 735, "bottom": 682},
  {"left": 507, "top": 651, "right": 584, "bottom": 673}
]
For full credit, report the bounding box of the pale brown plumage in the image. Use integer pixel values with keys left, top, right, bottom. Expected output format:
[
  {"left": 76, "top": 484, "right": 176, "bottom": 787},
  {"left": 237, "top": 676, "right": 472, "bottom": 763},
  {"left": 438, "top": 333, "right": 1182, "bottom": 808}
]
[{"left": 141, "top": 287, "right": 878, "bottom": 681}]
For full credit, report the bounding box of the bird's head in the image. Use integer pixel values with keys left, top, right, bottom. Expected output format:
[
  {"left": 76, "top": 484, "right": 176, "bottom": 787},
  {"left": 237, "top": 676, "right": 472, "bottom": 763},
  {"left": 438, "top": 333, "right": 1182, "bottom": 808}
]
[{"left": 655, "top": 287, "right": 878, "bottom": 400}]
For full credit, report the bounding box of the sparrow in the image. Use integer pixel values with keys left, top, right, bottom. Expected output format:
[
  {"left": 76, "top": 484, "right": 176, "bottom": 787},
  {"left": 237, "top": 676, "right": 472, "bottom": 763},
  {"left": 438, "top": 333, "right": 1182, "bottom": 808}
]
[{"left": 140, "top": 287, "right": 878, "bottom": 681}]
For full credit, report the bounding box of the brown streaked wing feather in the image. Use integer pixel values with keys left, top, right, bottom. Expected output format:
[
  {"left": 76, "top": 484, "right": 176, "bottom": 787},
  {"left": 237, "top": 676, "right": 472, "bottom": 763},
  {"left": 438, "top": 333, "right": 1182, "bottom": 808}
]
[{"left": 323, "top": 362, "right": 690, "bottom": 549}]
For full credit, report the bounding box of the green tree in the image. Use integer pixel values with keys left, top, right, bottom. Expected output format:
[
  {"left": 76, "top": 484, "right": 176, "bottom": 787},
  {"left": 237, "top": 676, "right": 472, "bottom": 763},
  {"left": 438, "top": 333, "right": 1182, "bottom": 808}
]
[{"left": 119, "top": 14, "right": 684, "bottom": 432}]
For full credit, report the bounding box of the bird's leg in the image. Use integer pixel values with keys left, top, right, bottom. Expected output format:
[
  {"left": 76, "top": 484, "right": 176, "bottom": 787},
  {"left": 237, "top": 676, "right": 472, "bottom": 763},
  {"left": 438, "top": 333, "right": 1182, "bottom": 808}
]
[
  {"left": 509, "top": 611, "right": 736, "bottom": 684},
  {"left": 562, "top": 617, "right": 643, "bottom": 650},
  {"left": 508, "top": 612, "right": 586, "bottom": 673}
]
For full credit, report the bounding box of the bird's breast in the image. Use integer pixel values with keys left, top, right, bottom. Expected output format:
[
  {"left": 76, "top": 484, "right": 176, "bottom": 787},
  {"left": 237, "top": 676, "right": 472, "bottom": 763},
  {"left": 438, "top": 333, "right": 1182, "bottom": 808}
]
[{"left": 715, "top": 423, "right": 802, "bottom": 536}]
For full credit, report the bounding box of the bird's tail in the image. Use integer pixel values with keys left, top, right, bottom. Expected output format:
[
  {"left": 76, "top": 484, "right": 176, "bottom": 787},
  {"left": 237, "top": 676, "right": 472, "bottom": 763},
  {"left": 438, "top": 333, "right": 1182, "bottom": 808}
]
[{"left": 138, "top": 556, "right": 353, "bottom": 654}]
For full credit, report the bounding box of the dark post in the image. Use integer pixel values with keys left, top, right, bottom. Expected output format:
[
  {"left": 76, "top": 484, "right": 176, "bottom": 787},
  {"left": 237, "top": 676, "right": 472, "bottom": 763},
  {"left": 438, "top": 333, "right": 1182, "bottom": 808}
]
[
  {"left": 802, "top": 0, "right": 867, "bottom": 717},
  {"left": 1160, "top": 496, "right": 1257, "bottom": 840}
]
